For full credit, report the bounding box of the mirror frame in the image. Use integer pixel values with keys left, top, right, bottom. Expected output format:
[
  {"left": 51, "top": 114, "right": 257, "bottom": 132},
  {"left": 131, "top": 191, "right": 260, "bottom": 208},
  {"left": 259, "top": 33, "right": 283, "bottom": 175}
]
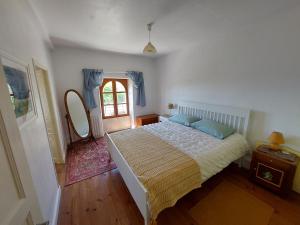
[{"left": 64, "top": 89, "right": 93, "bottom": 141}]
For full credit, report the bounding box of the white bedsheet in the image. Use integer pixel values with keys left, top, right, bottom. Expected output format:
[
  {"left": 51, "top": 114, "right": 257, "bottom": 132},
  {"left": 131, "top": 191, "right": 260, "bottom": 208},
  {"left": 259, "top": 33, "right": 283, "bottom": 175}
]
[{"left": 142, "top": 121, "right": 249, "bottom": 182}]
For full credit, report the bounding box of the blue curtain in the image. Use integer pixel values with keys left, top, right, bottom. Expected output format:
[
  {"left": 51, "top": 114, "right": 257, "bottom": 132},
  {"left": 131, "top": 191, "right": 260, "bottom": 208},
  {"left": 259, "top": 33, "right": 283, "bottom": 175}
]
[
  {"left": 3, "top": 66, "right": 29, "bottom": 99},
  {"left": 126, "top": 71, "right": 146, "bottom": 107},
  {"left": 82, "top": 69, "right": 103, "bottom": 109}
]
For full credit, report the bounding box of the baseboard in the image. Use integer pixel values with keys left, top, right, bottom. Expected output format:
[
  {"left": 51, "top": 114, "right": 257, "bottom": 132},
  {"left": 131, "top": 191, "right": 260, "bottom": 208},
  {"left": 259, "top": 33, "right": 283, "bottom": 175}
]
[{"left": 50, "top": 186, "right": 61, "bottom": 225}]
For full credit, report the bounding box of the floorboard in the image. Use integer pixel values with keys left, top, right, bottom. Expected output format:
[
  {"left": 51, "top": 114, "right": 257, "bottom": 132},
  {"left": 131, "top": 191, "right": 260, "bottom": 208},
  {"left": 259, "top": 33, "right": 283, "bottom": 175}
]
[{"left": 56, "top": 164, "right": 300, "bottom": 225}]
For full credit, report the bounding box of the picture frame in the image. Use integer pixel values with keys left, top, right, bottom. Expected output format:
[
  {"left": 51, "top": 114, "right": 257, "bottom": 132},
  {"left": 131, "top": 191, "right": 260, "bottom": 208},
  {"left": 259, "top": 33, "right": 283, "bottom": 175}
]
[{"left": 0, "top": 51, "right": 37, "bottom": 128}]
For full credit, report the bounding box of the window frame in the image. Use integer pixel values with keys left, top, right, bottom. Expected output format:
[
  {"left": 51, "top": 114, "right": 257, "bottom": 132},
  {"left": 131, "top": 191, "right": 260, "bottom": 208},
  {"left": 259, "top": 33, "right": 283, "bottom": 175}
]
[{"left": 100, "top": 78, "right": 129, "bottom": 119}]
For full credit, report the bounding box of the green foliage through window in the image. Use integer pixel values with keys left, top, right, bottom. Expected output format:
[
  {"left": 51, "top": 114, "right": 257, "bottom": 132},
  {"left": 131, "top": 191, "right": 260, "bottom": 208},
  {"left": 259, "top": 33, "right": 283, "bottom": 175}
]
[
  {"left": 117, "top": 93, "right": 126, "bottom": 104},
  {"left": 103, "top": 93, "right": 114, "bottom": 105},
  {"left": 103, "top": 81, "right": 113, "bottom": 92}
]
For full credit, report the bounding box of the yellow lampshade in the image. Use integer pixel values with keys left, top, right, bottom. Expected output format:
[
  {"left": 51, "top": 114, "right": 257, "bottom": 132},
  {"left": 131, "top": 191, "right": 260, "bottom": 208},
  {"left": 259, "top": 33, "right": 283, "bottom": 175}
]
[
  {"left": 143, "top": 23, "right": 157, "bottom": 54},
  {"left": 268, "top": 131, "right": 285, "bottom": 150},
  {"left": 168, "top": 103, "right": 174, "bottom": 110},
  {"left": 143, "top": 42, "right": 157, "bottom": 54}
]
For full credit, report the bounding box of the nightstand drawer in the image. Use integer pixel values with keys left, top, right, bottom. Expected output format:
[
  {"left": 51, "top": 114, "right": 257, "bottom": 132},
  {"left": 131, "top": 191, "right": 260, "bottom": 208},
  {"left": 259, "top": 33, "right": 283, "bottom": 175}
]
[
  {"left": 255, "top": 163, "right": 284, "bottom": 188},
  {"left": 253, "top": 151, "right": 291, "bottom": 171}
]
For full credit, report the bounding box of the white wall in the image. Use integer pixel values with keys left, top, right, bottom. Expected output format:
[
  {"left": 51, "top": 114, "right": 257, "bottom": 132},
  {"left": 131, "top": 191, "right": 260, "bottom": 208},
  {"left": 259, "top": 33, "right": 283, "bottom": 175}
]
[
  {"left": 103, "top": 116, "right": 131, "bottom": 133},
  {"left": 51, "top": 47, "right": 159, "bottom": 142},
  {"left": 0, "top": 0, "right": 62, "bottom": 224},
  {"left": 155, "top": 5, "right": 300, "bottom": 150}
]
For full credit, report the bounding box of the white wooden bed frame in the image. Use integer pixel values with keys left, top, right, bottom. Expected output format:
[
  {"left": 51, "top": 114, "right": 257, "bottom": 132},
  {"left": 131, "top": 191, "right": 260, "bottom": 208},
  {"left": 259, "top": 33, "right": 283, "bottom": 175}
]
[{"left": 105, "top": 101, "right": 250, "bottom": 225}]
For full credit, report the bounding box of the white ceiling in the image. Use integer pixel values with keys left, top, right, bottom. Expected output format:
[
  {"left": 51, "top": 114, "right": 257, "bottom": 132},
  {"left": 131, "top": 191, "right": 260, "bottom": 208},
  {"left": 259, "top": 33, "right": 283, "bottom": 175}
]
[{"left": 31, "top": 0, "right": 300, "bottom": 56}]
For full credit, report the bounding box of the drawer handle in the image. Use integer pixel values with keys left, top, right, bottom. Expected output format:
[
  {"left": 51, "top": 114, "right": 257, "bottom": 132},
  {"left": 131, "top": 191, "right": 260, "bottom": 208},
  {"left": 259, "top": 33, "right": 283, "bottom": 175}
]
[{"left": 269, "top": 159, "right": 273, "bottom": 163}]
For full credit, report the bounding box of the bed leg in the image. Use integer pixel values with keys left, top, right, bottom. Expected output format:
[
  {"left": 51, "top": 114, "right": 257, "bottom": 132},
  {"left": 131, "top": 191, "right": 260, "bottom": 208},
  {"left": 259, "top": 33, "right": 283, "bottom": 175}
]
[
  {"left": 144, "top": 217, "right": 150, "bottom": 225},
  {"left": 144, "top": 207, "right": 151, "bottom": 225}
]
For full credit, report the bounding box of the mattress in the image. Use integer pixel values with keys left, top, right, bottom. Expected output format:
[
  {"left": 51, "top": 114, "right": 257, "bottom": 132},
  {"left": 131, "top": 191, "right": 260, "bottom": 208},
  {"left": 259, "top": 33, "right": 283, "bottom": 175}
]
[{"left": 142, "top": 121, "right": 249, "bottom": 182}]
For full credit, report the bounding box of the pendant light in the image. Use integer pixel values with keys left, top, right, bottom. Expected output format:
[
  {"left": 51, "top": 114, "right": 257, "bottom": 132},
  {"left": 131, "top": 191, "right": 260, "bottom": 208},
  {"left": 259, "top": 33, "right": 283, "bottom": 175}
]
[{"left": 143, "top": 23, "right": 157, "bottom": 54}]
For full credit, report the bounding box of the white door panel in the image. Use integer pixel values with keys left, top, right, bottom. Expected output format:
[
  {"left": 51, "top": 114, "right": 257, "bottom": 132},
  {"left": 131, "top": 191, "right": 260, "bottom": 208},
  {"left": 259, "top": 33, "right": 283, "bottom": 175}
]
[
  {"left": 0, "top": 136, "right": 20, "bottom": 219},
  {"left": 0, "top": 58, "right": 42, "bottom": 225},
  {"left": 0, "top": 115, "right": 34, "bottom": 225}
]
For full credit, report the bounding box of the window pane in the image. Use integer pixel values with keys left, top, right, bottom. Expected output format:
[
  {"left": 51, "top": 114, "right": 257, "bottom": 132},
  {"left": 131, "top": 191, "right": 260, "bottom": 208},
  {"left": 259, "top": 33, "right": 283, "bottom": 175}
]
[
  {"left": 103, "top": 93, "right": 114, "bottom": 105},
  {"left": 104, "top": 105, "right": 115, "bottom": 117},
  {"left": 116, "top": 81, "right": 125, "bottom": 92},
  {"left": 103, "top": 81, "right": 113, "bottom": 92},
  {"left": 117, "top": 104, "right": 127, "bottom": 115},
  {"left": 117, "top": 92, "right": 126, "bottom": 104},
  {"left": 7, "top": 84, "right": 15, "bottom": 109}
]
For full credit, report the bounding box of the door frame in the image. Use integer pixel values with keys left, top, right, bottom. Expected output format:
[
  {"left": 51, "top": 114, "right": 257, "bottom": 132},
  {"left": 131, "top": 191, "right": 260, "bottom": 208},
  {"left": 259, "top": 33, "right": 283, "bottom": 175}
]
[{"left": 32, "top": 59, "right": 65, "bottom": 164}]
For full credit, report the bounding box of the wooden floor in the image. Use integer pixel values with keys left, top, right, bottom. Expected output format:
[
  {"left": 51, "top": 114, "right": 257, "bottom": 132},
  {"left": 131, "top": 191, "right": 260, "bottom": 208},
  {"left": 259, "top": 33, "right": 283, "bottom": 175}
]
[{"left": 55, "top": 164, "right": 300, "bottom": 225}]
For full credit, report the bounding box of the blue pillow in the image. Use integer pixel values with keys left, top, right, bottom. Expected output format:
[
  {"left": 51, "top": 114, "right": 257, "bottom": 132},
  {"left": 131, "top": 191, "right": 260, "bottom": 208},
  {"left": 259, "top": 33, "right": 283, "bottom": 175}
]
[
  {"left": 168, "top": 114, "right": 200, "bottom": 126},
  {"left": 191, "top": 119, "right": 235, "bottom": 139}
]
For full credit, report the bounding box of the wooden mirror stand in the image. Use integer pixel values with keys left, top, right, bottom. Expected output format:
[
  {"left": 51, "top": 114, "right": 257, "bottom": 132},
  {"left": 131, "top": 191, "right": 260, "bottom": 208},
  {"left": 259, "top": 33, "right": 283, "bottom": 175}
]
[{"left": 64, "top": 89, "right": 96, "bottom": 147}]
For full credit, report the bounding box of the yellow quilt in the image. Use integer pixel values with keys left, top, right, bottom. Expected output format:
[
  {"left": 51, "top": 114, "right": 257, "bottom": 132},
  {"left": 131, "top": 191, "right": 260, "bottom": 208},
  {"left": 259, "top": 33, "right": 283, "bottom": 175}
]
[{"left": 110, "top": 128, "right": 202, "bottom": 220}]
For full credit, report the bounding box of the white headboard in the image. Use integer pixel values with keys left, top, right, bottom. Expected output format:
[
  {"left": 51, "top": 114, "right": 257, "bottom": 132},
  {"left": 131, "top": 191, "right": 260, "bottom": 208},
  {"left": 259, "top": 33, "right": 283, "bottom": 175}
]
[{"left": 176, "top": 101, "right": 251, "bottom": 137}]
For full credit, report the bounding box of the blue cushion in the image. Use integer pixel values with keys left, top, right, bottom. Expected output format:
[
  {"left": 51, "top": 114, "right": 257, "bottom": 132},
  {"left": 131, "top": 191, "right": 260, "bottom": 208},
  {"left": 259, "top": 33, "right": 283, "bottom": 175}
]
[
  {"left": 168, "top": 114, "right": 200, "bottom": 126},
  {"left": 191, "top": 119, "right": 235, "bottom": 139}
]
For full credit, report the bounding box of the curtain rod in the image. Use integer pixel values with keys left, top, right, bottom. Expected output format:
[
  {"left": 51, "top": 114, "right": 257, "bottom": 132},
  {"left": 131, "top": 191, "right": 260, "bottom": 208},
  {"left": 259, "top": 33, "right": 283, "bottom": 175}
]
[{"left": 103, "top": 71, "right": 127, "bottom": 75}]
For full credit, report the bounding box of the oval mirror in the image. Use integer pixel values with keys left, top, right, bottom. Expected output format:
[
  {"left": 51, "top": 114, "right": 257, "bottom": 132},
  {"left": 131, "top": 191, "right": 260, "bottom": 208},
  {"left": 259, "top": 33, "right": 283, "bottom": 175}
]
[{"left": 65, "top": 90, "right": 90, "bottom": 138}]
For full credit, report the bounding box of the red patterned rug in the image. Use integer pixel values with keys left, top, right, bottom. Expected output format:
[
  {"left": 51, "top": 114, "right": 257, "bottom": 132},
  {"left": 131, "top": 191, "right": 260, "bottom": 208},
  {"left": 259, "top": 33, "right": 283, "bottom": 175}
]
[{"left": 65, "top": 138, "right": 117, "bottom": 186}]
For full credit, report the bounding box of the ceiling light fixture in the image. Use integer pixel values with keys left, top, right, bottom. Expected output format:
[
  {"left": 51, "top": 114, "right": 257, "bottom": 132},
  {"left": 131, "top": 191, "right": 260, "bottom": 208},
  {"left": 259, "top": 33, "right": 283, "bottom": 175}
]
[{"left": 143, "top": 23, "right": 157, "bottom": 54}]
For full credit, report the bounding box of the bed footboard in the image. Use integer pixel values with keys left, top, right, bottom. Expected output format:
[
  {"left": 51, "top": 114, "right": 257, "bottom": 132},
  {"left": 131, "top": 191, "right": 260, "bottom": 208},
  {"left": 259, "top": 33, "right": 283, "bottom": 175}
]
[{"left": 105, "top": 133, "right": 150, "bottom": 225}]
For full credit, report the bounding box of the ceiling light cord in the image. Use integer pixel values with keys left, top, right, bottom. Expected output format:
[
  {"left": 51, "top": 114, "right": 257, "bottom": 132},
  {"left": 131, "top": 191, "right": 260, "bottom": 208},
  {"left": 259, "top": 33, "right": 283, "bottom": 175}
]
[{"left": 147, "top": 23, "right": 152, "bottom": 42}]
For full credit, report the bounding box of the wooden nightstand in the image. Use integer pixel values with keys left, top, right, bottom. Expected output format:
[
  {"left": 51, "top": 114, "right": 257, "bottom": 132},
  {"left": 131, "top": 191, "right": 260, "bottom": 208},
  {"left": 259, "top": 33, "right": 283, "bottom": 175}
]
[
  {"left": 250, "top": 145, "right": 299, "bottom": 195},
  {"left": 135, "top": 114, "right": 159, "bottom": 127}
]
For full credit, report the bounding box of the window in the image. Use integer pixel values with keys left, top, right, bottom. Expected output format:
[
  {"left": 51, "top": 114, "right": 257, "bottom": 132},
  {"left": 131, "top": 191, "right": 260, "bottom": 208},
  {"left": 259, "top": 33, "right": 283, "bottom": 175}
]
[
  {"left": 7, "top": 84, "right": 15, "bottom": 108},
  {"left": 100, "top": 78, "right": 129, "bottom": 119}
]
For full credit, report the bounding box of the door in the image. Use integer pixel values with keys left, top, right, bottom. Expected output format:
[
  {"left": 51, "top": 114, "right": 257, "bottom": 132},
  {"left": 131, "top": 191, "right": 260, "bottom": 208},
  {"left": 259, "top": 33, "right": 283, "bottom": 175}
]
[
  {"left": 34, "top": 64, "right": 63, "bottom": 163},
  {"left": 0, "top": 65, "right": 43, "bottom": 225}
]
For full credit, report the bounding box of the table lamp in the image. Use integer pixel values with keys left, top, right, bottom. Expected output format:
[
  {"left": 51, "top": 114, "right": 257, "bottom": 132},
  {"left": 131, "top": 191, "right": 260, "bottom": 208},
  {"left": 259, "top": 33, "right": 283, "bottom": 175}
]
[
  {"left": 268, "top": 131, "right": 285, "bottom": 151},
  {"left": 168, "top": 103, "right": 174, "bottom": 115}
]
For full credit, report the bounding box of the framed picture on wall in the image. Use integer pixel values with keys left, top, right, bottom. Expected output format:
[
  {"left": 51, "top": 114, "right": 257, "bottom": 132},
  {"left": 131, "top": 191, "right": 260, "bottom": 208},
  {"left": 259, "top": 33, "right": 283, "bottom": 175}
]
[{"left": 0, "top": 52, "right": 37, "bottom": 128}]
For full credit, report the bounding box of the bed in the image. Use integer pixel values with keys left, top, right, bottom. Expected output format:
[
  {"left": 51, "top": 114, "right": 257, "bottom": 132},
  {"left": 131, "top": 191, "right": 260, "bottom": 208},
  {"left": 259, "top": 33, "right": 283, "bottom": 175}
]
[{"left": 105, "top": 101, "right": 250, "bottom": 225}]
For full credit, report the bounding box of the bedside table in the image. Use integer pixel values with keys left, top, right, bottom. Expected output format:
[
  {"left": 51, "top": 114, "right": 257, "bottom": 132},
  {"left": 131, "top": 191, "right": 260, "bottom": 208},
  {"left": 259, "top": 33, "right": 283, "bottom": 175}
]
[
  {"left": 135, "top": 114, "right": 159, "bottom": 127},
  {"left": 159, "top": 114, "right": 171, "bottom": 122},
  {"left": 250, "top": 145, "right": 299, "bottom": 195}
]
